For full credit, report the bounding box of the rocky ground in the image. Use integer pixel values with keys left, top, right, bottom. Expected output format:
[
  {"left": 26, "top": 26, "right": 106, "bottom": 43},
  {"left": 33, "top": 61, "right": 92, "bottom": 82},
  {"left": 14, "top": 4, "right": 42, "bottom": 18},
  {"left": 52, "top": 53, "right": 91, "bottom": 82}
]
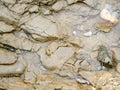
[{"left": 0, "top": 0, "right": 120, "bottom": 90}]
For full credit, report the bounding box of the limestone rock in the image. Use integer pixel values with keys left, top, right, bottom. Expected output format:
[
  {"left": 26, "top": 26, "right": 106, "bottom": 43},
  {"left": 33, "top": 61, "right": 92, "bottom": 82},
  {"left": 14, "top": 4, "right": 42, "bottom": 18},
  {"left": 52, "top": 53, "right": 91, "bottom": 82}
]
[
  {"left": 29, "top": 5, "right": 39, "bottom": 13},
  {"left": 0, "top": 77, "right": 34, "bottom": 90},
  {"left": 40, "top": 46, "right": 75, "bottom": 70},
  {"left": 0, "top": 21, "right": 14, "bottom": 33},
  {"left": 35, "top": 73, "right": 81, "bottom": 90},
  {"left": 84, "top": 0, "right": 97, "bottom": 7},
  {"left": 0, "top": 3, "right": 20, "bottom": 23},
  {"left": 112, "top": 48, "right": 120, "bottom": 63},
  {"left": 52, "top": 0, "right": 67, "bottom": 11},
  {"left": 24, "top": 71, "right": 36, "bottom": 84},
  {"left": 1, "top": 0, "right": 16, "bottom": 4},
  {"left": 22, "top": 15, "right": 68, "bottom": 42},
  {"left": 116, "top": 63, "right": 120, "bottom": 73},
  {"left": 46, "top": 42, "right": 58, "bottom": 55},
  {"left": 0, "top": 48, "right": 17, "bottom": 65},
  {"left": 0, "top": 60, "right": 25, "bottom": 76},
  {"left": 0, "top": 33, "right": 33, "bottom": 51},
  {"left": 18, "top": 52, "right": 44, "bottom": 83},
  {"left": 10, "top": 4, "right": 28, "bottom": 14},
  {"left": 67, "top": 0, "right": 77, "bottom": 4}
]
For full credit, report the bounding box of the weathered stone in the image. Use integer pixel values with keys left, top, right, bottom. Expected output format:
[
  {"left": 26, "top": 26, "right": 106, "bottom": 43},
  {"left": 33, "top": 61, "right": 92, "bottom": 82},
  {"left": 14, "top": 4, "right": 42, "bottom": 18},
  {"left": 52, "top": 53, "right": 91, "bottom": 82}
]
[
  {"left": 10, "top": 4, "right": 28, "bottom": 14},
  {"left": 18, "top": 52, "right": 44, "bottom": 83},
  {"left": 0, "top": 77, "right": 34, "bottom": 90},
  {"left": 29, "top": 5, "right": 39, "bottom": 13},
  {"left": 35, "top": 73, "right": 82, "bottom": 90},
  {"left": 40, "top": 46, "right": 75, "bottom": 70},
  {"left": 0, "top": 48, "right": 17, "bottom": 65},
  {"left": 18, "top": 52, "right": 43, "bottom": 74},
  {"left": 1, "top": 0, "right": 16, "bottom": 4},
  {"left": 46, "top": 42, "right": 58, "bottom": 55},
  {"left": 52, "top": 0, "right": 67, "bottom": 11},
  {"left": 112, "top": 48, "right": 120, "bottom": 63},
  {"left": 0, "top": 60, "right": 25, "bottom": 76},
  {"left": 84, "top": 0, "right": 97, "bottom": 7},
  {"left": 0, "top": 21, "right": 14, "bottom": 33},
  {"left": 0, "top": 3, "right": 20, "bottom": 23},
  {"left": 21, "top": 15, "right": 68, "bottom": 42},
  {"left": 116, "top": 63, "right": 120, "bottom": 73},
  {"left": 0, "top": 33, "right": 33, "bottom": 51},
  {"left": 24, "top": 71, "right": 36, "bottom": 84},
  {"left": 97, "top": 45, "right": 113, "bottom": 68}
]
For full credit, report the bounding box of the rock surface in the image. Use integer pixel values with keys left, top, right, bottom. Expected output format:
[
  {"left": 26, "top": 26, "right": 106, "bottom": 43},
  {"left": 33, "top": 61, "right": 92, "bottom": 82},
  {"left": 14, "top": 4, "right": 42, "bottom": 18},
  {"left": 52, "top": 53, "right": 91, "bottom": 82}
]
[
  {"left": 0, "top": 0, "right": 120, "bottom": 89},
  {"left": 0, "top": 48, "right": 17, "bottom": 65}
]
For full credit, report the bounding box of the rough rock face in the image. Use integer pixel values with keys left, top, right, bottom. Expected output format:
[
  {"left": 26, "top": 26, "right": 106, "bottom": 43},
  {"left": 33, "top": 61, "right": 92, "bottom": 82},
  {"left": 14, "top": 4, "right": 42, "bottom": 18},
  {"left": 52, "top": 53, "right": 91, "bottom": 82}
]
[{"left": 0, "top": 0, "right": 120, "bottom": 90}]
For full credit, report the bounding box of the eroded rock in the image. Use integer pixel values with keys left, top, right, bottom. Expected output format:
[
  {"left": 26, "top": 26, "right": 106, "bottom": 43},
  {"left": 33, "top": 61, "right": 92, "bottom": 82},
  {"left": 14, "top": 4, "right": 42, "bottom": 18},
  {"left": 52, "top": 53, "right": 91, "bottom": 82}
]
[
  {"left": 21, "top": 15, "right": 69, "bottom": 42},
  {"left": 0, "top": 60, "right": 25, "bottom": 76},
  {"left": 0, "top": 33, "right": 33, "bottom": 51},
  {"left": 35, "top": 73, "right": 83, "bottom": 90},
  {"left": 43, "top": 47, "right": 75, "bottom": 70},
  {"left": 0, "top": 21, "right": 14, "bottom": 33},
  {"left": 52, "top": 0, "right": 67, "bottom": 11},
  {"left": 0, "top": 48, "right": 17, "bottom": 65}
]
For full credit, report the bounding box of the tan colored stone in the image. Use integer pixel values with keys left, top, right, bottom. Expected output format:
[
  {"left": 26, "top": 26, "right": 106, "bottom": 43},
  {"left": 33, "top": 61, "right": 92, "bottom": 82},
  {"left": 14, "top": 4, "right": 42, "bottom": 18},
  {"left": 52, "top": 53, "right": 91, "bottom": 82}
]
[
  {"left": 0, "top": 21, "right": 14, "bottom": 33},
  {"left": 40, "top": 46, "right": 75, "bottom": 70},
  {"left": 67, "top": 0, "right": 78, "bottom": 4},
  {"left": 116, "top": 63, "right": 120, "bottom": 73},
  {"left": 0, "top": 60, "right": 25, "bottom": 76},
  {"left": 0, "top": 3, "right": 20, "bottom": 23},
  {"left": 52, "top": 0, "right": 67, "bottom": 11},
  {"left": 112, "top": 47, "right": 120, "bottom": 63},
  {"left": 0, "top": 33, "right": 33, "bottom": 51},
  {"left": 46, "top": 42, "right": 58, "bottom": 55},
  {"left": 35, "top": 73, "right": 81, "bottom": 90},
  {"left": 29, "top": 5, "right": 39, "bottom": 13},
  {"left": 0, "top": 77, "right": 34, "bottom": 90},
  {"left": 0, "top": 48, "right": 17, "bottom": 65},
  {"left": 10, "top": 4, "right": 28, "bottom": 14},
  {"left": 1, "top": 0, "right": 16, "bottom": 4}
]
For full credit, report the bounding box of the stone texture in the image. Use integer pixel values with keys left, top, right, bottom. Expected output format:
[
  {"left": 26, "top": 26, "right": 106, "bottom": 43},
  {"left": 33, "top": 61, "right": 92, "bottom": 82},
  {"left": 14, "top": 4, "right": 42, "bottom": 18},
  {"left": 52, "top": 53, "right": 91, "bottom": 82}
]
[
  {"left": 35, "top": 73, "right": 89, "bottom": 90},
  {"left": 116, "top": 63, "right": 120, "bottom": 73},
  {"left": 67, "top": 0, "right": 78, "bottom": 4},
  {"left": 10, "top": 4, "right": 28, "bottom": 14},
  {"left": 52, "top": 0, "right": 67, "bottom": 11},
  {"left": 0, "top": 60, "right": 25, "bottom": 76},
  {"left": 41, "top": 46, "right": 75, "bottom": 70},
  {"left": 18, "top": 52, "right": 44, "bottom": 83},
  {"left": 1, "top": 0, "right": 16, "bottom": 4},
  {"left": 21, "top": 15, "right": 69, "bottom": 42},
  {"left": 0, "top": 77, "right": 34, "bottom": 90},
  {"left": 0, "top": 0, "right": 120, "bottom": 90},
  {"left": 0, "top": 3, "right": 20, "bottom": 23},
  {"left": 112, "top": 47, "right": 120, "bottom": 63},
  {"left": 0, "top": 33, "right": 33, "bottom": 51},
  {"left": 0, "top": 48, "right": 17, "bottom": 65},
  {"left": 0, "top": 21, "right": 14, "bottom": 33}
]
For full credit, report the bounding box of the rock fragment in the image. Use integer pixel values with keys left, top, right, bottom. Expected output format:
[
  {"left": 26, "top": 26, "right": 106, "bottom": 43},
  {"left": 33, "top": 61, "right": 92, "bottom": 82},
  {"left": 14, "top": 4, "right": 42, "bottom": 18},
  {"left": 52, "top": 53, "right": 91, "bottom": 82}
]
[
  {"left": 0, "top": 48, "right": 17, "bottom": 65},
  {"left": 52, "top": 0, "right": 67, "bottom": 11},
  {"left": 0, "top": 60, "right": 25, "bottom": 76},
  {"left": 0, "top": 21, "right": 14, "bottom": 33},
  {"left": 22, "top": 15, "right": 68, "bottom": 42}
]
